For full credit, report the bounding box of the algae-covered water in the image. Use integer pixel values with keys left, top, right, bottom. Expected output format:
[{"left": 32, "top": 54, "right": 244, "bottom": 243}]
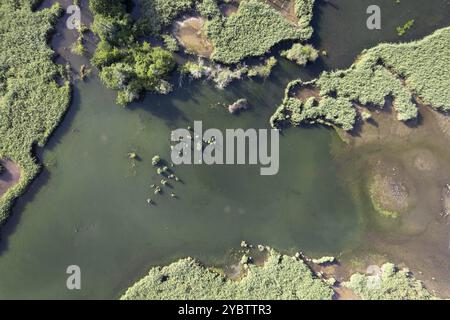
[{"left": 0, "top": 0, "right": 449, "bottom": 299}]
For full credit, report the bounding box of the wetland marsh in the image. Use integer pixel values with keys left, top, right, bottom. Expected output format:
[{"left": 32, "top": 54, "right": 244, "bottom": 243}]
[{"left": 0, "top": 0, "right": 449, "bottom": 299}]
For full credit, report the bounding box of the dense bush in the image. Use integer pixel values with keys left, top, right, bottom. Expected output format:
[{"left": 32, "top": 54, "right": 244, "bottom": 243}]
[
  {"left": 137, "top": 0, "right": 196, "bottom": 35},
  {"left": 0, "top": 1, "right": 71, "bottom": 222}
]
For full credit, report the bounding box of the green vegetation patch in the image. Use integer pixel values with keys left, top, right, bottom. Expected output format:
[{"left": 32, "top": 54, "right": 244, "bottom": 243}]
[
  {"left": 271, "top": 27, "right": 450, "bottom": 131},
  {"left": 0, "top": 1, "right": 71, "bottom": 222},
  {"left": 205, "top": 0, "right": 308, "bottom": 64},
  {"left": 344, "top": 263, "right": 436, "bottom": 300},
  {"left": 121, "top": 250, "right": 334, "bottom": 300}
]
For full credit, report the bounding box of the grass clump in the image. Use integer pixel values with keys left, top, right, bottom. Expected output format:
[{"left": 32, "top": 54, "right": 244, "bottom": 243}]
[
  {"left": 121, "top": 250, "right": 334, "bottom": 300},
  {"left": 271, "top": 27, "right": 450, "bottom": 131},
  {"left": 344, "top": 263, "right": 436, "bottom": 300},
  {"left": 397, "top": 19, "right": 415, "bottom": 36},
  {"left": 0, "top": 1, "right": 71, "bottom": 223},
  {"left": 205, "top": 0, "right": 307, "bottom": 64},
  {"left": 137, "top": 0, "right": 196, "bottom": 35},
  {"left": 90, "top": 0, "right": 176, "bottom": 105}
]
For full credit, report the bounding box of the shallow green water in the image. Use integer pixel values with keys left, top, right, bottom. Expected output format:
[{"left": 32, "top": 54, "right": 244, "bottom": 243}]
[{"left": 0, "top": 0, "right": 449, "bottom": 299}]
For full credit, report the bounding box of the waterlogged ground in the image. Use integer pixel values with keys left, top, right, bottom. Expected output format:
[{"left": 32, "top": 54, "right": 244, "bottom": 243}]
[{"left": 0, "top": 0, "right": 450, "bottom": 299}]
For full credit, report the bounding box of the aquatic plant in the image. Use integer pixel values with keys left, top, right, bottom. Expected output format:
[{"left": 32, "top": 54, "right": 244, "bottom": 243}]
[
  {"left": 152, "top": 155, "right": 161, "bottom": 166},
  {"left": 121, "top": 250, "right": 334, "bottom": 300},
  {"left": 0, "top": 1, "right": 71, "bottom": 223},
  {"left": 154, "top": 186, "right": 162, "bottom": 194},
  {"left": 344, "top": 263, "right": 436, "bottom": 300},
  {"left": 271, "top": 27, "right": 450, "bottom": 131},
  {"left": 205, "top": 0, "right": 309, "bottom": 64},
  {"left": 181, "top": 58, "right": 278, "bottom": 88}
]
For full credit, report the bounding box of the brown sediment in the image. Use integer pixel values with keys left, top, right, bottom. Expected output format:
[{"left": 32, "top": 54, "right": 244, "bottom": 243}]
[
  {"left": 0, "top": 159, "right": 21, "bottom": 198},
  {"left": 173, "top": 16, "right": 213, "bottom": 58}
]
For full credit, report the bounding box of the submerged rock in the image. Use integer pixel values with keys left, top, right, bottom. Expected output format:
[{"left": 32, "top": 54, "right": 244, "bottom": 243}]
[{"left": 228, "top": 99, "right": 250, "bottom": 114}]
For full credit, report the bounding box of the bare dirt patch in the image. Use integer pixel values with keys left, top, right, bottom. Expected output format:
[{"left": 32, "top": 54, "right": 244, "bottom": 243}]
[{"left": 0, "top": 159, "right": 21, "bottom": 198}]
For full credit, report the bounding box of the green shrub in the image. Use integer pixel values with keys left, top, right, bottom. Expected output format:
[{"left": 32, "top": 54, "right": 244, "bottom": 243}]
[
  {"left": 345, "top": 263, "right": 435, "bottom": 300},
  {"left": 162, "top": 34, "right": 179, "bottom": 52},
  {"left": 121, "top": 250, "right": 334, "bottom": 300}
]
